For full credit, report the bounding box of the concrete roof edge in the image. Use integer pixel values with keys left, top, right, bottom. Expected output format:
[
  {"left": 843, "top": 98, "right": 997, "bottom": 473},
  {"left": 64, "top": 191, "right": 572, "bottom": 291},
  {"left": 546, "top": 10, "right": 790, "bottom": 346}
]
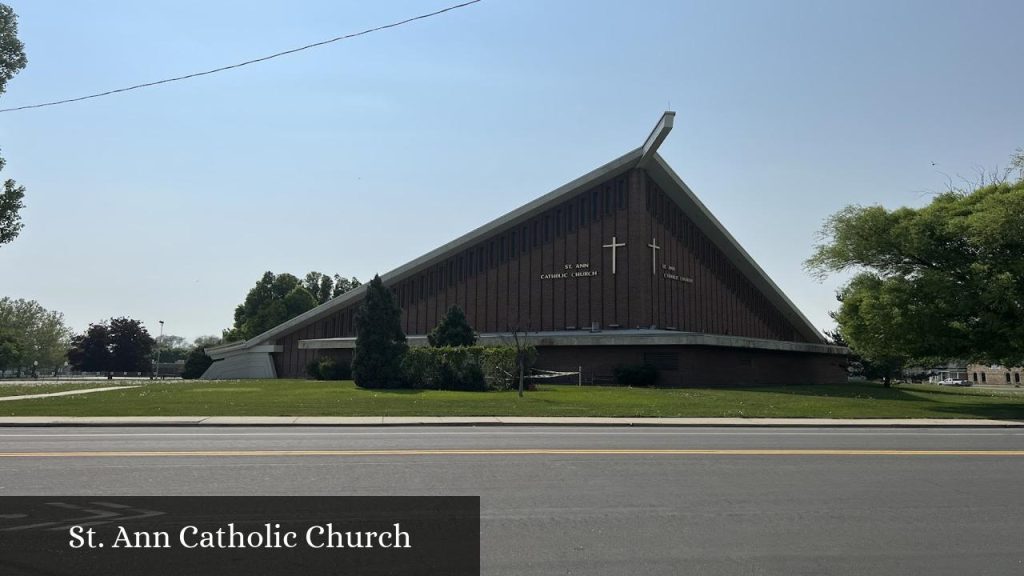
[
  {"left": 648, "top": 154, "right": 826, "bottom": 344},
  {"left": 232, "top": 147, "right": 644, "bottom": 350},
  {"left": 298, "top": 330, "right": 845, "bottom": 355}
]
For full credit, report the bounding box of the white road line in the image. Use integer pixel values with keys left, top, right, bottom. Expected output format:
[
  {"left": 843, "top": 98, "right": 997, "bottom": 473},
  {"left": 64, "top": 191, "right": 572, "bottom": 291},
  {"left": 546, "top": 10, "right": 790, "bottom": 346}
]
[{"left": 0, "top": 430, "right": 1021, "bottom": 438}]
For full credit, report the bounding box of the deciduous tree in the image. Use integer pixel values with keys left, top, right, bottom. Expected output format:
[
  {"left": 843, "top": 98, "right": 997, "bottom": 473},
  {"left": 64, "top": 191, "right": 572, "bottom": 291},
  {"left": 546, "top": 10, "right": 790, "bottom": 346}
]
[
  {"left": 0, "top": 297, "right": 71, "bottom": 375},
  {"left": 67, "top": 318, "right": 156, "bottom": 373},
  {"left": 0, "top": 4, "right": 27, "bottom": 247},
  {"left": 303, "top": 271, "right": 361, "bottom": 304},
  {"left": 67, "top": 324, "right": 112, "bottom": 372},
  {"left": 107, "top": 317, "right": 156, "bottom": 372},
  {"left": 807, "top": 159, "right": 1024, "bottom": 369},
  {"left": 224, "top": 272, "right": 317, "bottom": 341}
]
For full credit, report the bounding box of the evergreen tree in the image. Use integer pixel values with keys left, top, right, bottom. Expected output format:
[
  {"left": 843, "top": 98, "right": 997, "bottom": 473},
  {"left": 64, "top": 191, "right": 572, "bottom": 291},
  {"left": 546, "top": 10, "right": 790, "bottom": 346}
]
[
  {"left": 427, "top": 306, "right": 477, "bottom": 347},
  {"left": 352, "top": 275, "right": 407, "bottom": 389}
]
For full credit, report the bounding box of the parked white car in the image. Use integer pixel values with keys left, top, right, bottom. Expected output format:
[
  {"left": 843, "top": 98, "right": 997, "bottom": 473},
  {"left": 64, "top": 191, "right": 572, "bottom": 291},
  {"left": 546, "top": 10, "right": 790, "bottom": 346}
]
[{"left": 938, "top": 378, "right": 972, "bottom": 387}]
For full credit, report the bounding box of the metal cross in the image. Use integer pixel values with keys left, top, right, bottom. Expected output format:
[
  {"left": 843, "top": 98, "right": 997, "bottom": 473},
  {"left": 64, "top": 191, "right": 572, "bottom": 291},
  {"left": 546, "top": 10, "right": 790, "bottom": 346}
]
[
  {"left": 648, "top": 237, "right": 661, "bottom": 276},
  {"left": 603, "top": 236, "right": 626, "bottom": 275}
]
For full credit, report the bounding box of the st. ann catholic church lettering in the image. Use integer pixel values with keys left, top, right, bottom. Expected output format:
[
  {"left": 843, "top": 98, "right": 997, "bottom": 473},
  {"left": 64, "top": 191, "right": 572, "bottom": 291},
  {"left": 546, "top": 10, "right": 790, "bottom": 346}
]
[{"left": 540, "top": 263, "right": 599, "bottom": 280}]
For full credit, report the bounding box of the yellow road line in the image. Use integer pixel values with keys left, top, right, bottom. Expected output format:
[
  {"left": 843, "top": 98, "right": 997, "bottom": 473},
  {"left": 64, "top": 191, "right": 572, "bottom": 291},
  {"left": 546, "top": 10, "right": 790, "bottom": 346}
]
[{"left": 2, "top": 449, "right": 1024, "bottom": 458}]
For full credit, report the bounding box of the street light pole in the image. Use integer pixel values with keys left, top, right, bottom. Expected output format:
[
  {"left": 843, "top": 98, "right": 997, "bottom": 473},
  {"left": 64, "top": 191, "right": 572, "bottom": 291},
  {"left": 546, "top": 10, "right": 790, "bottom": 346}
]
[{"left": 155, "top": 320, "right": 164, "bottom": 379}]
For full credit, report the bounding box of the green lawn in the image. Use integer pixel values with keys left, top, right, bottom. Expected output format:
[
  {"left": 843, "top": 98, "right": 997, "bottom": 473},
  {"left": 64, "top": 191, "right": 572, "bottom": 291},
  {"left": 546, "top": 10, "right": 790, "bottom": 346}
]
[{"left": 0, "top": 380, "right": 1022, "bottom": 419}]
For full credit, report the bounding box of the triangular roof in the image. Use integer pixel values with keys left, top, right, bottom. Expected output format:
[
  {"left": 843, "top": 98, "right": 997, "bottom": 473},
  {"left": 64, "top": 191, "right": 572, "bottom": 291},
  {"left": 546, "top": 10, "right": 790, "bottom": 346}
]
[{"left": 209, "top": 114, "right": 824, "bottom": 356}]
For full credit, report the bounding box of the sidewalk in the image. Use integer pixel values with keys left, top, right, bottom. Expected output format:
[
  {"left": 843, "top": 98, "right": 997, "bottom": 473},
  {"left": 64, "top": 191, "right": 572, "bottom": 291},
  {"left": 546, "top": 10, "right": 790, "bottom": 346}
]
[
  {"left": 0, "top": 386, "right": 140, "bottom": 402},
  {"left": 0, "top": 416, "right": 1020, "bottom": 427}
]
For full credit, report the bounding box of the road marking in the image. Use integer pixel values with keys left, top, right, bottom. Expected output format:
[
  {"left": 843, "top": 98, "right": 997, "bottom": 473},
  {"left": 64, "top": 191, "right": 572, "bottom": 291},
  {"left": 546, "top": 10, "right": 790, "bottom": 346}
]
[
  {"left": 2, "top": 449, "right": 1024, "bottom": 458},
  {"left": 0, "top": 430, "right": 1021, "bottom": 438}
]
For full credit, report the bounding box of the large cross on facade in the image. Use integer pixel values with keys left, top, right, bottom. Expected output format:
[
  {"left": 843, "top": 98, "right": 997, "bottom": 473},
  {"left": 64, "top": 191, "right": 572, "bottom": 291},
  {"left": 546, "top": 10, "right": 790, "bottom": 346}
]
[
  {"left": 603, "top": 236, "right": 626, "bottom": 275},
  {"left": 648, "top": 237, "right": 660, "bottom": 275}
]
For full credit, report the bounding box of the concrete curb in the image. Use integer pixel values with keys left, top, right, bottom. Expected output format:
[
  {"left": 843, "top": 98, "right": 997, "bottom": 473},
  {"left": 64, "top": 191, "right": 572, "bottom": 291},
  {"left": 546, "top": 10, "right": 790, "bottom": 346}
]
[{"left": 0, "top": 417, "right": 1021, "bottom": 428}]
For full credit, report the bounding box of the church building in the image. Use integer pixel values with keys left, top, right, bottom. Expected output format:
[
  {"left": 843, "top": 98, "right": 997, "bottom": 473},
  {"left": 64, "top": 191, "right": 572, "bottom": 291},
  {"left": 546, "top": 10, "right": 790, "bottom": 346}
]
[{"left": 203, "top": 113, "right": 847, "bottom": 385}]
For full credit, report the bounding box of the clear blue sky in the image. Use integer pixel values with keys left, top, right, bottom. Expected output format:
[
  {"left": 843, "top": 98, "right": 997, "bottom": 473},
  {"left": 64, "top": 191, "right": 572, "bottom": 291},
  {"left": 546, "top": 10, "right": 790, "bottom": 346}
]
[{"left": 1, "top": 0, "right": 1021, "bottom": 341}]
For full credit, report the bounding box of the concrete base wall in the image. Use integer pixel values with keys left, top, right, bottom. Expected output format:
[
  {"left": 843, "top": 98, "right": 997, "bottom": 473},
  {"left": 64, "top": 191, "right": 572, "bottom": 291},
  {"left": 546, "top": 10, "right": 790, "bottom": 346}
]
[
  {"left": 202, "top": 352, "right": 277, "bottom": 380},
  {"left": 535, "top": 345, "right": 847, "bottom": 386}
]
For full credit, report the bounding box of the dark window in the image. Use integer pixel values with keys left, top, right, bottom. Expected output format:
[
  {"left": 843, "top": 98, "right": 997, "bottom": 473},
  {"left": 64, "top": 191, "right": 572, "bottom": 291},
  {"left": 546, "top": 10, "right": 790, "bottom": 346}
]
[
  {"left": 555, "top": 209, "right": 563, "bottom": 237},
  {"left": 468, "top": 250, "right": 475, "bottom": 276},
  {"left": 580, "top": 197, "right": 588, "bottom": 226},
  {"left": 1007, "top": 373, "right": 1012, "bottom": 383},
  {"left": 1016, "top": 373, "right": 1020, "bottom": 383},
  {"left": 604, "top": 187, "right": 611, "bottom": 215},
  {"left": 522, "top": 226, "right": 528, "bottom": 253},
  {"left": 419, "top": 276, "right": 425, "bottom": 299},
  {"left": 544, "top": 215, "right": 551, "bottom": 242},
  {"left": 982, "top": 373, "right": 987, "bottom": 383},
  {"left": 617, "top": 180, "right": 625, "bottom": 209},
  {"left": 499, "top": 237, "right": 506, "bottom": 263},
  {"left": 489, "top": 241, "right": 495, "bottom": 267},
  {"left": 510, "top": 231, "right": 517, "bottom": 258},
  {"left": 568, "top": 204, "right": 576, "bottom": 233},
  {"left": 457, "top": 256, "right": 464, "bottom": 280},
  {"left": 592, "top": 190, "right": 599, "bottom": 219},
  {"left": 478, "top": 247, "right": 485, "bottom": 271},
  {"left": 972, "top": 373, "right": 978, "bottom": 382}
]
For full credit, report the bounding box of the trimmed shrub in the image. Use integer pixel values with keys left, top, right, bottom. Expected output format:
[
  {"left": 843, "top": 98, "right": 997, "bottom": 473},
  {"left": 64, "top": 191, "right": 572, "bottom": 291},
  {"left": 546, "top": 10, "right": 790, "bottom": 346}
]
[
  {"left": 613, "top": 363, "right": 659, "bottom": 387},
  {"left": 306, "top": 356, "right": 352, "bottom": 381},
  {"left": 306, "top": 359, "right": 322, "bottom": 380},
  {"left": 480, "top": 345, "right": 537, "bottom": 391},
  {"left": 401, "top": 345, "right": 535, "bottom": 391}
]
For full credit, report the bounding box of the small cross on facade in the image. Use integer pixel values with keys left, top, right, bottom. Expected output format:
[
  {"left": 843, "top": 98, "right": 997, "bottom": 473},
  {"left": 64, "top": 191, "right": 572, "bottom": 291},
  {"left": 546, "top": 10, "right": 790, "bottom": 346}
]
[
  {"left": 648, "top": 237, "right": 661, "bottom": 275},
  {"left": 603, "top": 236, "right": 626, "bottom": 275}
]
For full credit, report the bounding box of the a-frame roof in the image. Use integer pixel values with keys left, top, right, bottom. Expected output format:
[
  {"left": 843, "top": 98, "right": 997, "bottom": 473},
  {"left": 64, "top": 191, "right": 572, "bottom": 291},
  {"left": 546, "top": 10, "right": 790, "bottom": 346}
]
[{"left": 208, "top": 113, "right": 824, "bottom": 357}]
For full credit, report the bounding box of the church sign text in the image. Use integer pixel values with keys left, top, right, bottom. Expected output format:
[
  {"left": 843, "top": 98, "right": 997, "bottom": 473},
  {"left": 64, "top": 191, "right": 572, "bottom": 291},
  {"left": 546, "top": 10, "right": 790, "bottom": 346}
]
[{"left": 540, "top": 263, "right": 599, "bottom": 280}]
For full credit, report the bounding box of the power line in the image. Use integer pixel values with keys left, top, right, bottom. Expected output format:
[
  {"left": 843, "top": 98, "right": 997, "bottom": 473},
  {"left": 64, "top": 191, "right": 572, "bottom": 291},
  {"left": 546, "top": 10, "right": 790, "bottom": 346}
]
[{"left": 0, "top": 0, "right": 483, "bottom": 113}]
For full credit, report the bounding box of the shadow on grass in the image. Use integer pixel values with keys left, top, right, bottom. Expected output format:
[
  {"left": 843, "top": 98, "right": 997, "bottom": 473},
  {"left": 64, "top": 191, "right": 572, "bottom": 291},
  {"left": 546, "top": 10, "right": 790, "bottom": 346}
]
[
  {"left": 728, "top": 382, "right": 928, "bottom": 402},
  {"left": 353, "top": 387, "right": 427, "bottom": 395},
  {"left": 926, "top": 404, "right": 1024, "bottom": 421}
]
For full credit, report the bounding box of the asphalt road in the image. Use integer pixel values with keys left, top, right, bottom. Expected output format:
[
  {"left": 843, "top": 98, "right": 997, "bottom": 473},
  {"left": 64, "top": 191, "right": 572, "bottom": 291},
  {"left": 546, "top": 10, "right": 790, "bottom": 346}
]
[{"left": 1, "top": 426, "right": 1023, "bottom": 575}]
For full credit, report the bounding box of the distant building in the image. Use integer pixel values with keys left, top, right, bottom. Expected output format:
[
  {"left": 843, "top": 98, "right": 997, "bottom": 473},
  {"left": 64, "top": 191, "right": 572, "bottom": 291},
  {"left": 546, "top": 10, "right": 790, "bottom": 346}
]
[
  {"left": 967, "top": 364, "right": 1023, "bottom": 386},
  {"left": 203, "top": 113, "right": 847, "bottom": 385}
]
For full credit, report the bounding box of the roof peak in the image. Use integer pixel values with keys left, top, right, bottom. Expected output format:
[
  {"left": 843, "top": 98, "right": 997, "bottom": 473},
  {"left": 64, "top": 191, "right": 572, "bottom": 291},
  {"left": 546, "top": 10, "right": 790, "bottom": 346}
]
[{"left": 638, "top": 111, "right": 675, "bottom": 167}]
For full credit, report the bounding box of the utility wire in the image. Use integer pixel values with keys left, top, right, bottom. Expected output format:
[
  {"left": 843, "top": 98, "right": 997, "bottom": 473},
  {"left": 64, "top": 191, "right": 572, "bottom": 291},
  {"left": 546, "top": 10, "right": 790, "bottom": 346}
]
[{"left": 0, "top": 0, "right": 482, "bottom": 113}]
